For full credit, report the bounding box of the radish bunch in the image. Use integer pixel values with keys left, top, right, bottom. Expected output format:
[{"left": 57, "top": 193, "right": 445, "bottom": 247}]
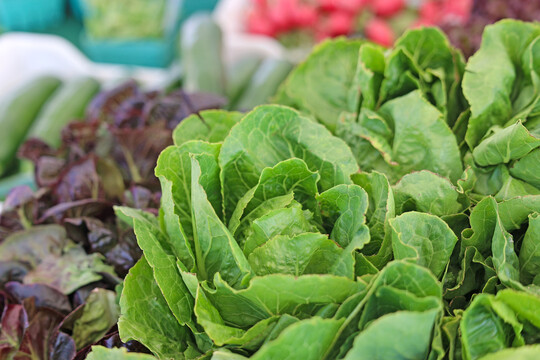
[
  {"left": 246, "top": 0, "right": 472, "bottom": 48},
  {"left": 418, "top": 0, "right": 472, "bottom": 26}
]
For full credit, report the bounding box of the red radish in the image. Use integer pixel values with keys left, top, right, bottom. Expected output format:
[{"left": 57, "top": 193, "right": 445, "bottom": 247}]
[
  {"left": 268, "top": 0, "right": 295, "bottom": 32},
  {"left": 293, "top": 4, "right": 319, "bottom": 27},
  {"left": 365, "top": 18, "right": 395, "bottom": 47},
  {"left": 327, "top": 10, "right": 354, "bottom": 36},
  {"left": 247, "top": 10, "right": 277, "bottom": 37},
  {"left": 371, "top": 0, "right": 405, "bottom": 18},
  {"left": 442, "top": 0, "right": 472, "bottom": 24},
  {"left": 336, "top": 0, "right": 369, "bottom": 14},
  {"left": 319, "top": 0, "right": 339, "bottom": 12},
  {"left": 252, "top": 0, "right": 268, "bottom": 9},
  {"left": 419, "top": 1, "right": 442, "bottom": 24}
]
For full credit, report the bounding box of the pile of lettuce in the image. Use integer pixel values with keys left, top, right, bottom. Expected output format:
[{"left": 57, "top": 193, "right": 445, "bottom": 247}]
[{"left": 108, "top": 19, "right": 540, "bottom": 360}]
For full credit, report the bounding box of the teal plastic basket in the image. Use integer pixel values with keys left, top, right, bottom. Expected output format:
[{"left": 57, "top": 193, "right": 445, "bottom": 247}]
[
  {"left": 69, "top": 0, "right": 84, "bottom": 20},
  {"left": 0, "top": 0, "right": 66, "bottom": 31},
  {"left": 181, "top": 0, "right": 219, "bottom": 21},
  {"left": 80, "top": 0, "right": 181, "bottom": 68},
  {"left": 81, "top": 35, "right": 177, "bottom": 68}
]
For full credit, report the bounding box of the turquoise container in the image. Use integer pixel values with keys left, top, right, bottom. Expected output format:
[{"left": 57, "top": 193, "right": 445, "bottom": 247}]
[
  {"left": 0, "top": 0, "right": 66, "bottom": 31},
  {"left": 181, "top": 0, "right": 220, "bottom": 21},
  {"left": 80, "top": 0, "right": 181, "bottom": 68},
  {"left": 81, "top": 35, "right": 177, "bottom": 68},
  {"left": 69, "top": 0, "right": 84, "bottom": 20}
]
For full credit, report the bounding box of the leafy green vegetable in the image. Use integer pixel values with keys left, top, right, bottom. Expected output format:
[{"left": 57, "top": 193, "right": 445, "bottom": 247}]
[
  {"left": 114, "top": 21, "right": 540, "bottom": 360},
  {"left": 377, "top": 90, "right": 463, "bottom": 182},
  {"left": 478, "top": 346, "right": 540, "bottom": 360},
  {"left": 251, "top": 318, "right": 345, "bottom": 360},
  {"left": 173, "top": 110, "right": 243, "bottom": 146},
  {"left": 472, "top": 121, "right": 540, "bottom": 166},
  {"left": 219, "top": 105, "right": 358, "bottom": 221},
  {"left": 343, "top": 309, "right": 440, "bottom": 360},
  {"left": 393, "top": 170, "right": 465, "bottom": 216},
  {"left": 461, "top": 289, "right": 540, "bottom": 360},
  {"left": 115, "top": 206, "right": 195, "bottom": 327},
  {"left": 191, "top": 156, "right": 252, "bottom": 287},
  {"left": 519, "top": 213, "right": 540, "bottom": 284}
]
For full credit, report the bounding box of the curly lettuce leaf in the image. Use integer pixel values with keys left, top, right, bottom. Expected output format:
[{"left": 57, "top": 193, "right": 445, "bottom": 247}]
[
  {"left": 219, "top": 105, "right": 358, "bottom": 221},
  {"left": 390, "top": 211, "right": 458, "bottom": 278},
  {"left": 378, "top": 91, "right": 463, "bottom": 182}
]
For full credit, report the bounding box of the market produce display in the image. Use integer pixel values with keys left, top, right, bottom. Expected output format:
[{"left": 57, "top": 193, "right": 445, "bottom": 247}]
[
  {"left": 108, "top": 20, "right": 540, "bottom": 359},
  {"left": 0, "top": 82, "right": 226, "bottom": 358},
  {"left": 1, "top": 5, "right": 540, "bottom": 358}
]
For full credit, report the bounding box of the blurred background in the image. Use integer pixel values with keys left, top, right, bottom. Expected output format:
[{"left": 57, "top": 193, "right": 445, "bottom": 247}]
[
  {"left": 0, "top": 0, "right": 538, "bottom": 200},
  {"left": 1, "top": 0, "right": 538, "bottom": 88},
  {"left": 1, "top": 0, "right": 538, "bottom": 92}
]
